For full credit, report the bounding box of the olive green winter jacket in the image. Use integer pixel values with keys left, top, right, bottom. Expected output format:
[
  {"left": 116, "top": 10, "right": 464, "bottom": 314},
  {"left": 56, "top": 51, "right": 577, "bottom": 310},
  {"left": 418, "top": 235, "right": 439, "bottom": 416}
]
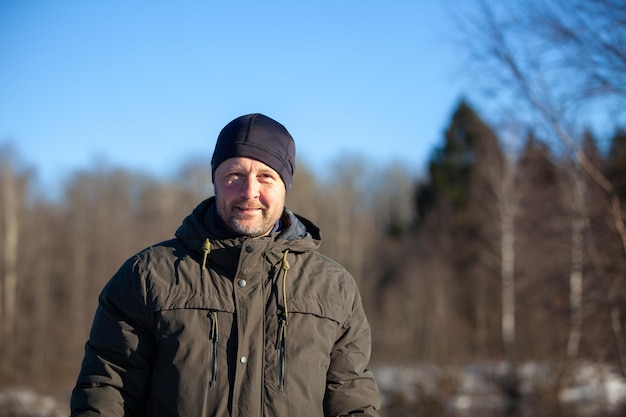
[{"left": 70, "top": 197, "right": 381, "bottom": 416}]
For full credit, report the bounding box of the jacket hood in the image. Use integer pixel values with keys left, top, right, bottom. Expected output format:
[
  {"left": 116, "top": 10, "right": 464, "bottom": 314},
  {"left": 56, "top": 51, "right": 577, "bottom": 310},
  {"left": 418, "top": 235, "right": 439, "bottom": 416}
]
[{"left": 175, "top": 197, "right": 322, "bottom": 257}]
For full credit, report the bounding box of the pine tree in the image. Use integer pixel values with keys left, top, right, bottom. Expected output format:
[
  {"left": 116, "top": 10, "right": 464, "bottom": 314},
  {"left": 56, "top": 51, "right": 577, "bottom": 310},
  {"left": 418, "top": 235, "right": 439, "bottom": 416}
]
[{"left": 415, "top": 99, "right": 507, "bottom": 360}]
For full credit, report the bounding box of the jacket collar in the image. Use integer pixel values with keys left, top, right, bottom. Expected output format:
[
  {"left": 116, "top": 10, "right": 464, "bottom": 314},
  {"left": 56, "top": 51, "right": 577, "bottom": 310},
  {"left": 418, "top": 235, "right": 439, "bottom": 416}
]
[{"left": 175, "top": 197, "right": 322, "bottom": 256}]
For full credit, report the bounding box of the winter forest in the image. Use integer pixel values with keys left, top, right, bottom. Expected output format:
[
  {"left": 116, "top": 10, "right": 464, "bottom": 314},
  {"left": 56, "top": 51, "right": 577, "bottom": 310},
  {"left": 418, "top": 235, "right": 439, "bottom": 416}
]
[{"left": 1, "top": 1, "right": 626, "bottom": 416}]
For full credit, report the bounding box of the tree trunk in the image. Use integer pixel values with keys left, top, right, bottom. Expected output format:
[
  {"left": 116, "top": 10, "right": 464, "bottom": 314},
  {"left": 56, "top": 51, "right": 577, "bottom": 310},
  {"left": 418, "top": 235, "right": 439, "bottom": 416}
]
[
  {"left": 500, "top": 161, "right": 516, "bottom": 361},
  {"left": 1, "top": 165, "right": 19, "bottom": 340},
  {"left": 566, "top": 168, "right": 586, "bottom": 359}
]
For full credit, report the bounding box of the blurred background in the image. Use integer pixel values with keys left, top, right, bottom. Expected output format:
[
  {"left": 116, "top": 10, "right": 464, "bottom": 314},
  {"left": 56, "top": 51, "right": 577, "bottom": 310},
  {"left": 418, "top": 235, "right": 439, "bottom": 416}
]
[{"left": 1, "top": 1, "right": 626, "bottom": 416}]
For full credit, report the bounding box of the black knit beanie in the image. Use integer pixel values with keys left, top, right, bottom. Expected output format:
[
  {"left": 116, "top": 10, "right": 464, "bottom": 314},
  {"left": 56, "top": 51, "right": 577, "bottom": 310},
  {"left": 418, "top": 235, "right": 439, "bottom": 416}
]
[{"left": 211, "top": 113, "right": 296, "bottom": 189}]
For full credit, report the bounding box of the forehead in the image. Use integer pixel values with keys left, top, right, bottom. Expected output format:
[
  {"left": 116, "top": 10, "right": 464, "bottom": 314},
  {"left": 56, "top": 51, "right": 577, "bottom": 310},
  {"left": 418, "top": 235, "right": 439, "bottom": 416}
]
[{"left": 216, "top": 157, "right": 278, "bottom": 174}]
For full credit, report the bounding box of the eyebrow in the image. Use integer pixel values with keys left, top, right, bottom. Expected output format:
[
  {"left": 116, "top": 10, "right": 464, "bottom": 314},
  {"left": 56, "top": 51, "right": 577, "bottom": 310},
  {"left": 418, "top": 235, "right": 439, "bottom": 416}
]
[{"left": 225, "top": 166, "right": 277, "bottom": 176}]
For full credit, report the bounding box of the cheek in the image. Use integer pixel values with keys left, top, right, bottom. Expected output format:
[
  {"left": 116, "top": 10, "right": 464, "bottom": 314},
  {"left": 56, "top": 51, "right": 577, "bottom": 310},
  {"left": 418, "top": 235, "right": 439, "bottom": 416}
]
[
  {"left": 262, "top": 187, "right": 286, "bottom": 204},
  {"left": 214, "top": 192, "right": 234, "bottom": 215},
  {"left": 215, "top": 183, "right": 238, "bottom": 201}
]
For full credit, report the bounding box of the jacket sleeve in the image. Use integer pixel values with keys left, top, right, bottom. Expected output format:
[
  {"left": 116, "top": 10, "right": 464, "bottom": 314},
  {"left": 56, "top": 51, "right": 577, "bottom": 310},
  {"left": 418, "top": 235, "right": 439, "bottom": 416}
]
[
  {"left": 70, "top": 256, "right": 155, "bottom": 417},
  {"left": 323, "top": 277, "right": 382, "bottom": 417}
]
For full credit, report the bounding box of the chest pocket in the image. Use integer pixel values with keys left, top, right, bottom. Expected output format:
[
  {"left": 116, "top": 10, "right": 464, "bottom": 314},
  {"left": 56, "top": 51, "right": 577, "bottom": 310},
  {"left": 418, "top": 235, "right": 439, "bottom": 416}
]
[
  {"left": 147, "top": 293, "right": 236, "bottom": 413},
  {"left": 153, "top": 292, "right": 235, "bottom": 357},
  {"left": 282, "top": 295, "right": 346, "bottom": 354},
  {"left": 264, "top": 294, "right": 347, "bottom": 397},
  {"left": 288, "top": 296, "right": 345, "bottom": 323}
]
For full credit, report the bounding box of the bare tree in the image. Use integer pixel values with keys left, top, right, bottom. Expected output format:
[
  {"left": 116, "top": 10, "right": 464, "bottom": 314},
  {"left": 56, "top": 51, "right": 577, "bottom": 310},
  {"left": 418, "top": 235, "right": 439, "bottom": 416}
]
[
  {"left": 469, "top": 119, "right": 519, "bottom": 362},
  {"left": 488, "top": 155, "right": 518, "bottom": 362},
  {"left": 0, "top": 146, "right": 32, "bottom": 382},
  {"left": 0, "top": 158, "right": 19, "bottom": 341},
  {"left": 563, "top": 161, "right": 587, "bottom": 360},
  {"left": 458, "top": 0, "right": 626, "bottom": 371},
  {"left": 459, "top": 0, "right": 626, "bottom": 258}
]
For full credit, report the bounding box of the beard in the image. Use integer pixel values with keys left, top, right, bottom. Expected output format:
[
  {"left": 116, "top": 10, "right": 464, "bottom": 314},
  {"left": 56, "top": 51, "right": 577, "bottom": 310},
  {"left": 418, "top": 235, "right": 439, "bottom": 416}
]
[{"left": 217, "top": 198, "right": 284, "bottom": 238}]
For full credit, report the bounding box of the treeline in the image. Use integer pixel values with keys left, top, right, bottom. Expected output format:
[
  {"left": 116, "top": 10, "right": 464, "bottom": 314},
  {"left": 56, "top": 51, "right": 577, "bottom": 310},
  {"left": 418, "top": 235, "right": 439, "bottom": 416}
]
[{"left": 0, "top": 100, "right": 625, "bottom": 395}]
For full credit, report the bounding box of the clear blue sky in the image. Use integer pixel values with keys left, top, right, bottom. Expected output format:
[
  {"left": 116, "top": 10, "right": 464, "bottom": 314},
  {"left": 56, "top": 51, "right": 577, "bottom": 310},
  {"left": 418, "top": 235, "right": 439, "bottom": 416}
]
[{"left": 1, "top": 1, "right": 467, "bottom": 195}]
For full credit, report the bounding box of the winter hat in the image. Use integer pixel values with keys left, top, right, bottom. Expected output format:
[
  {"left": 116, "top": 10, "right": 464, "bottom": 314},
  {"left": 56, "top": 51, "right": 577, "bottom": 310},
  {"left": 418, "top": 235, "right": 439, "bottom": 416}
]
[{"left": 211, "top": 113, "right": 296, "bottom": 189}]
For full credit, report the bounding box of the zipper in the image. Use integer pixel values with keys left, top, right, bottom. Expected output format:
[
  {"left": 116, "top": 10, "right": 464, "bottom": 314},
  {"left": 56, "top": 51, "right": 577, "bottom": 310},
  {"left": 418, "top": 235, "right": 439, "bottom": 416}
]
[
  {"left": 277, "top": 250, "right": 290, "bottom": 390},
  {"left": 209, "top": 311, "right": 219, "bottom": 384},
  {"left": 277, "top": 314, "right": 287, "bottom": 389}
]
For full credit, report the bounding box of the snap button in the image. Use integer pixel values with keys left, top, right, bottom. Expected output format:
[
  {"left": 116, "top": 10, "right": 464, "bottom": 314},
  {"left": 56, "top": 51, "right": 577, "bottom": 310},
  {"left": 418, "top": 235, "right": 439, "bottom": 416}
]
[
  {"left": 245, "top": 245, "right": 254, "bottom": 253},
  {"left": 238, "top": 279, "right": 247, "bottom": 288},
  {"left": 240, "top": 356, "right": 248, "bottom": 364}
]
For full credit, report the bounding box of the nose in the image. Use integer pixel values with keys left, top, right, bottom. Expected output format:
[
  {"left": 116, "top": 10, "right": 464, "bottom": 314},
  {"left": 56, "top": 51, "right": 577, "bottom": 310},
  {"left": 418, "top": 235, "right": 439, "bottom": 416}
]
[{"left": 240, "top": 175, "right": 260, "bottom": 199}]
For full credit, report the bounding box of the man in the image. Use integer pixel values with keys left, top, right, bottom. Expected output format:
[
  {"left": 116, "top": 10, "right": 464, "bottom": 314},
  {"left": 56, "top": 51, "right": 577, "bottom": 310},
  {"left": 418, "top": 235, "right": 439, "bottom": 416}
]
[{"left": 70, "top": 113, "right": 381, "bottom": 416}]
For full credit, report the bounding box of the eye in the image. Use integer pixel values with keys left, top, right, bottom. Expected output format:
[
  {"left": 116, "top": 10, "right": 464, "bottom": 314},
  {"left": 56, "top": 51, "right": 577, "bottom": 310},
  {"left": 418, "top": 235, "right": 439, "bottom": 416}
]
[
  {"left": 258, "top": 172, "right": 279, "bottom": 183},
  {"left": 223, "top": 171, "right": 242, "bottom": 182}
]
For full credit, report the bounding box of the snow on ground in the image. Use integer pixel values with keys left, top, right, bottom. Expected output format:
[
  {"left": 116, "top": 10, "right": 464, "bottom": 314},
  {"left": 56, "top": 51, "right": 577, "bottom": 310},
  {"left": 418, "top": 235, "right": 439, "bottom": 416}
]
[
  {"left": 373, "top": 360, "right": 626, "bottom": 416},
  {"left": 1, "top": 360, "right": 625, "bottom": 416},
  {"left": 0, "top": 388, "right": 67, "bottom": 417}
]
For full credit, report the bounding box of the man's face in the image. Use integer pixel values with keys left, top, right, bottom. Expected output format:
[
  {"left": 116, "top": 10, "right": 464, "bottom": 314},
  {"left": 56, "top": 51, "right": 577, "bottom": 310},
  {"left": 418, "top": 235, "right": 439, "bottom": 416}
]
[{"left": 214, "top": 157, "right": 286, "bottom": 237}]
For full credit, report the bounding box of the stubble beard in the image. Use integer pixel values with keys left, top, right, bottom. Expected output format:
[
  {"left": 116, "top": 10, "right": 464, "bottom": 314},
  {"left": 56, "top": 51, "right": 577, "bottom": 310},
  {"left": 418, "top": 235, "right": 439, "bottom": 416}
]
[{"left": 218, "top": 200, "right": 283, "bottom": 238}]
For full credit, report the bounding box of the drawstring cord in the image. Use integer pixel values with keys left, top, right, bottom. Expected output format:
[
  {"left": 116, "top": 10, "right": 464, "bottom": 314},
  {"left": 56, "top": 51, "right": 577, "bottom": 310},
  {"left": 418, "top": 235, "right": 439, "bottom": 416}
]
[
  {"left": 281, "top": 249, "right": 290, "bottom": 325},
  {"left": 201, "top": 238, "right": 211, "bottom": 280},
  {"left": 278, "top": 250, "right": 290, "bottom": 339},
  {"left": 201, "top": 238, "right": 211, "bottom": 270}
]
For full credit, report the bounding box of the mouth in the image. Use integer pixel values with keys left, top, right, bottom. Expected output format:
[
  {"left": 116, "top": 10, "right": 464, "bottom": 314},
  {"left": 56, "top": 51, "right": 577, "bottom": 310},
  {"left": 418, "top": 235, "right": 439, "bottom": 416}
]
[{"left": 234, "top": 205, "right": 264, "bottom": 215}]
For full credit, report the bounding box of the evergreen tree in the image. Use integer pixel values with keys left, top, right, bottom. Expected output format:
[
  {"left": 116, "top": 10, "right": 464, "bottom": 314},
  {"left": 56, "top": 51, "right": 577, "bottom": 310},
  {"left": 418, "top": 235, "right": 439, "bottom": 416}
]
[
  {"left": 605, "top": 128, "right": 626, "bottom": 199},
  {"left": 514, "top": 133, "right": 571, "bottom": 359},
  {"left": 414, "top": 99, "right": 507, "bottom": 360},
  {"left": 416, "top": 100, "right": 503, "bottom": 227}
]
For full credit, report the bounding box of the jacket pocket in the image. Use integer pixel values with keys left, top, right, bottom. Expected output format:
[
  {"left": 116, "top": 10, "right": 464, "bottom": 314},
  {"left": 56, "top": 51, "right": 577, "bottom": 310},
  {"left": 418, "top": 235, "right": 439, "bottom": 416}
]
[
  {"left": 267, "top": 296, "right": 345, "bottom": 393},
  {"left": 153, "top": 293, "right": 235, "bottom": 392}
]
